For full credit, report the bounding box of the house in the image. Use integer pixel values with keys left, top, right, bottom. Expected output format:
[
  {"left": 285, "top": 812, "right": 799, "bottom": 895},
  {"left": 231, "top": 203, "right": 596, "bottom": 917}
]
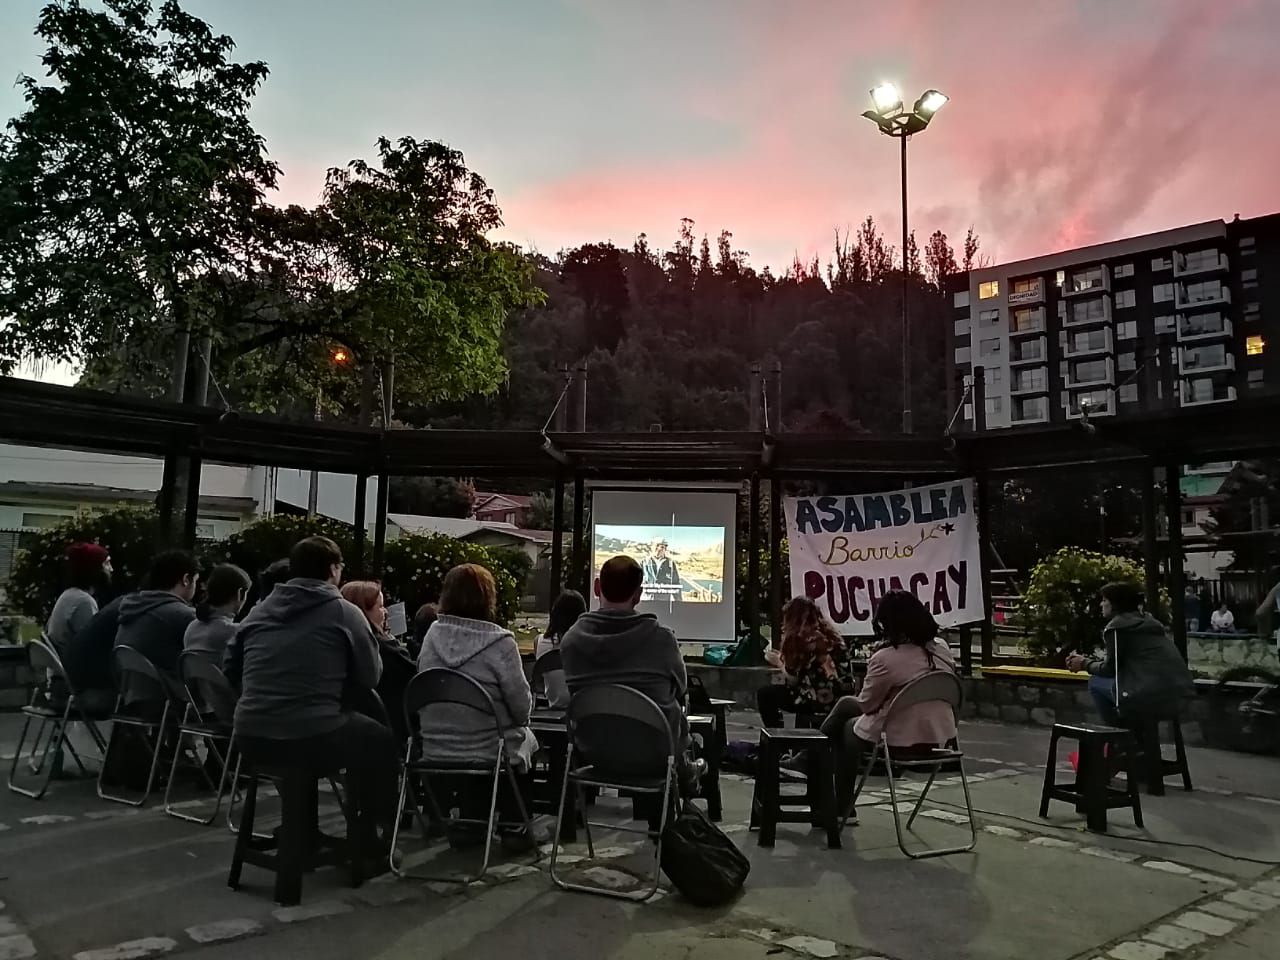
[
  {"left": 385, "top": 513, "right": 553, "bottom": 567},
  {"left": 472, "top": 492, "right": 533, "bottom": 527}
]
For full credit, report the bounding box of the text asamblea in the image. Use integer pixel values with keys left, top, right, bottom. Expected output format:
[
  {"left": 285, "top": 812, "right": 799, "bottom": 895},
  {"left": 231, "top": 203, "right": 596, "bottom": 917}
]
[{"left": 793, "top": 485, "right": 968, "bottom": 536}]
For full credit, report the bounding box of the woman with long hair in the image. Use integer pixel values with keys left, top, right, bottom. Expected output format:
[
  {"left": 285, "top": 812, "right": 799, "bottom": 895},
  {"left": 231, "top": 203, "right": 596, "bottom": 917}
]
[
  {"left": 757, "top": 596, "right": 857, "bottom": 727},
  {"left": 821, "top": 590, "right": 958, "bottom": 821},
  {"left": 342, "top": 579, "right": 417, "bottom": 740},
  {"left": 534, "top": 589, "right": 586, "bottom": 708},
  {"left": 183, "top": 563, "right": 251, "bottom": 665}
]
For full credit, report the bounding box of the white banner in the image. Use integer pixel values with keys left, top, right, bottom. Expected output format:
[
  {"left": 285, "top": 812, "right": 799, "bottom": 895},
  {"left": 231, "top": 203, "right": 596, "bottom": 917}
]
[{"left": 785, "top": 478, "right": 984, "bottom": 634}]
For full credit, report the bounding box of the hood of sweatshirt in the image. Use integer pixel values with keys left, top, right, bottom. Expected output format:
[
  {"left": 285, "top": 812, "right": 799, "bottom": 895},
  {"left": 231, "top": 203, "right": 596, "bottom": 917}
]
[
  {"left": 1105, "top": 611, "right": 1167, "bottom": 637},
  {"left": 562, "top": 609, "right": 669, "bottom": 667},
  {"left": 117, "top": 590, "right": 191, "bottom": 626},
  {"left": 422, "top": 615, "right": 514, "bottom": 669},
  {"left": 249, "top": 579, "right": 344, "bottom": 624}
]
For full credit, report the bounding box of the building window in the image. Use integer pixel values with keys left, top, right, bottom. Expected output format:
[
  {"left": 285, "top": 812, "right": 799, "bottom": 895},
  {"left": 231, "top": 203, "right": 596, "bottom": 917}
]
[
  {"left": 1011, "top": 307, "right": 1043, "bottom": 333},
  {"left": 979, "top": 308, "right": 1000, "bottom": 325},
  {"left": 979, "top": 338, "right": 1002, "bottom": 356},
  {"left": 1071, "top": 298, "right": 1106, "bottom": 323},
  {"left": 953, "top": 290, "right": 970, "bottom": 308},
  {"left": 1245, "top": 301, "right": 1260, "bottom": 320},
  {"left": 1116, "top": 320, "right": 1138, "bottom": 339},
  {"left": 1055, "top": 269, "right": 1065, "bottom": 287},
  {"left": 1248, "top": 369, "right": 1264, "bottom": 390},
  {"left": 1118, "top": 383, "right": 1139, "bottom": 404},
  {"left": 1184, "top": 279, "right": 1224, "bottom": 303},
  {"left": 985, "top": 396, "right": 1003, "bottom": 415},
  {"left": 1247, "top": 334, "right": 1265, "bottom": 356},
  {"left": 1184, "top": 343, "right": 1228, "bottom": 369},
  {"left": 1012, "top": 278, "right": 1039, "bottom": 295},
  {"left": 955, "top": 347, "right": 971, "bottom": 364},
  {"left": 979, "top": 280, "right": 1000, "bottom": 299},
  {"left": 1014, "top": 396, "right": 1048, "bottom": 421},
  {"left": 1013, "top": 367, "right": 1046, "bottom": 392},
  {"left": 1154, "top": 314, "right": 1176, "bottom": 335},
  {"left": 1151, "top": 255, "right": 1172, "bottom": 271},
  {"left": 1181, "top": 249, "right": 1222, "bottom": 273},
  {"left": 989, "top": 367, "right": 1003, "bottom": 384},
  {"left": 1181, "top": 312, "right": 1227, "bottom": 338},
  {"left": 1012, "top": 339, "right": 1043, "bottom": 362},
  {"left": 1152, "top": 282, "right": 1175, "bottom": 302},
  {"left": 1118, "top": 352, "right": 1137, "bottom": 372},
  {"left": 1239, "top": 236, "right": 1256, "bottom": 252},
  {"left": 1070, "top": 266, "right": 1104, "bottom": 293},
  {"left": 954, "top": 317, "right": 970, "bottom": 337},
  {"left": 1243, "top": 267, "right": 1259, "bottom": 291},
  {"left": 1114, "top": 263, "right": 1134, "bottom": 278},
  {"left": 21, "top": 511, "right": 73, "bottom": 529},
  {"left": 1070, "top": 389, "right": 1111, "bottom": 415},
  {"left": 1071, "top": 358, "right": 1109, "bottom": 383},
  {"left": 1069, "top": 328, "right": 1109, "bottom": 353},
  {"left": 1114, "top": 289, "right": 1136, "bottom": 308}
]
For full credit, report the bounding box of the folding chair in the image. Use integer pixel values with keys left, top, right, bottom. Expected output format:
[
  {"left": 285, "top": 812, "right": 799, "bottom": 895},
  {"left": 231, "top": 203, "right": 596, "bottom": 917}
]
[
  {"left": 549, "top": 684, "right": 675, "bottom": 903},
  {"left": 531, "top": 649, "right": 562, "bottom": 707},
  {"left": 391, "top": 668, "right": 541, "bottom": 884},
  {"left": 164, "top": 652, "right": 237, "bottom": 825},
  {"left": 849, "top": 670, "right": 976, "bottom": 860},
  {"left": 8, "top": 639, "right": 109, "bottom": 799},
  {"left": 97, "top": 646, "right": 178, "bottom": 807}
]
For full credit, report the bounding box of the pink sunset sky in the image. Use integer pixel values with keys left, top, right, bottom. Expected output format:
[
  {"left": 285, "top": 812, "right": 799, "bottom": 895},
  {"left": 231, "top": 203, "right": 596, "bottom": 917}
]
[{"left": 2, "top": 0, "right": 1279, "bottom": 272}]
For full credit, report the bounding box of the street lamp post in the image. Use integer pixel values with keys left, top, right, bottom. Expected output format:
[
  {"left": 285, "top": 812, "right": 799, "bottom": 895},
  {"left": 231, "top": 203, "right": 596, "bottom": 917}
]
[
  {"left": 308, "top": 346, "right": 352, "bottom": 518},
  {"left": 862, "top": 84, "right": 948, "bottom": 435}
]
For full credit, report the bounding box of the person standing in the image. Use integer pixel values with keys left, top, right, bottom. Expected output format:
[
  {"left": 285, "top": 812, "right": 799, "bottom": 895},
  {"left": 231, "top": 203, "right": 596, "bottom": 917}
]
[
  {"left": 1183, "top": 585, "right": 1202, "bottom": 634},
  {"left": 46, "top": 542, "right": 112, "bottom": 659}
]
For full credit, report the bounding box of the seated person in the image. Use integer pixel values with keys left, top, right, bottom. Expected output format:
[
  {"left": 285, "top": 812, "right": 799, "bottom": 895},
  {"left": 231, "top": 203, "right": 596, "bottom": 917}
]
[
  {"left": 114, "top": 550, "right": 199, "bottom": 704},
  {"left": 46, "top": 542, "right": 111, "bottom": 660},
  {"left": 534, "top": 590, "right": 586, "bottom": 710},
  {"left": 61, "top": 595, "right": 124, "bottom": 714},
  {"left": 183, "top": 563, "right": 251, "bottom": 666},
  {"left": 230, "top": 536, "right": 395, "bottom": 855},
  {"left": 1066, "top": 581, "right": 1193, "bottom": 730},
  {"left": 407, "top": 602, "right": 438, "bottom": 661},
  {"left": 1209, "top": 601, "right": 1235, "bottom": 634},
  {"left": 758, "top": 596, "right": 857, "bottom": 728},
  {"left": 342, "top": 580, "right": 417, "bottom": 742},
  {"left": 821, "top": 590, "right": 958, "bottom": 818},
  {"left": 417, "top": 563, "right": 539, "bottom": 848},
  {"left": 561, "top": 555, "right": 701, "bottom": 795}
]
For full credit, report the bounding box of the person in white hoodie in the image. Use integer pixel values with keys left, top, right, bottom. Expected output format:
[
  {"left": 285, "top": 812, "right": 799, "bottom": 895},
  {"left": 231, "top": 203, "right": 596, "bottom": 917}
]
[{"left": 417, "top": 563, "right": 539, "bottom": 848}]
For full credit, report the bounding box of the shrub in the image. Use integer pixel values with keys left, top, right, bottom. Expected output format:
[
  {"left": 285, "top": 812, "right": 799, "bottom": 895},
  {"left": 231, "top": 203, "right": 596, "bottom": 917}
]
[
  {"left": 5, "top": 506, "right": 161, "bottom": 620},
  {"left": 202, "top": 514, "right": 363, "bottom": 582},
  {"left": 1020, "top": 546, "right": 1168, "bottom": 663},
  {"left": 380, "top": 534, "right": 523, "bottom": 625}
]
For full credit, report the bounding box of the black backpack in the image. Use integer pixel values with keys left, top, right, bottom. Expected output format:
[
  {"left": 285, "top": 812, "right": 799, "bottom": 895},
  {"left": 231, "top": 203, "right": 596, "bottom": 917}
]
[{"left": 660, "top": 801, "right": 750, "bottom": 906}]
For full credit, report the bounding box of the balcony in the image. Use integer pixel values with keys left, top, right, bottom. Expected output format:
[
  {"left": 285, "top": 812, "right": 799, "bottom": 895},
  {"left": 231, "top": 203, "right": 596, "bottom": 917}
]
[
  {"left": 1174, "top": 250, "right": 1229, "bottom": 278},
  {"left": 1066, "top": 357, "right": 1115, "bottom": 389},
  {"left": 1181, "top": 379, "right": 1237, "bottom": 407},
  {"left": 1176, "top": 281, "right": 1231, "bottom": 311},
  {"left": 1011, "top": 396, "right": 1050, "bottom": 424},
  {"left": 1009, "top": 306, "right": 1046, "bottom": 337},
  {"left": 1007, "top": 279, "right": 1045, "bottom": 307},
  {"left": 1062, "top": 265, "right": 1111, "bottom": 298},
  {"left": 1065, "top": 389, "right": 1116, "bottom": 420},
  {"left": 1009, "top": 366, "right": 1049, "bottom": 396},
  {"left": 1063, "top": 326, "right": 1114, "bottom": 358},
  {"left": 1177, "top": 312, "right": 1233, "bottom": 343},
  {"left": 1179, "top": 346, "right": 1235, "bottom": 375},
  {"left": 1009, "top": 336, "right": 1047, "bottom": 366},
  {"left": 1061, "top": 294, "right": 1112, "bottom": 328}
]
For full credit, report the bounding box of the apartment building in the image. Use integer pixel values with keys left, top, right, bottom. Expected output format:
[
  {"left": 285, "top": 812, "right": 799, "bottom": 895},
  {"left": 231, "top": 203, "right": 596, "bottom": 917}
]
[{"left": 947, "top": 213, "right": 1279, "bottom": 429}]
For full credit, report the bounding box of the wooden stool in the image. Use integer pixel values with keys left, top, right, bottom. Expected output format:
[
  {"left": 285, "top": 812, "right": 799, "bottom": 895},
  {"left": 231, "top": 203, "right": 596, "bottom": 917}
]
[
  {"left": 1039, "top": 722, "right": 1142, "bottom": 833},
  {"left": 749, "top": 728, "right": 840, "bottom": 848},
  {"left": 227, "top": 763, "right": 362, "bottom": 906},
  {"left": 1135, "top": 715, "right": 1192, "bottom": 796}
]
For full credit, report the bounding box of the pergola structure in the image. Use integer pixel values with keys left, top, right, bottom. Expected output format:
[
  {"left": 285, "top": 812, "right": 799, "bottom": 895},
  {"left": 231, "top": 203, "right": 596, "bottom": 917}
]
[{"left": 3, "top": 375, "right": 1279, "bottom": 673}]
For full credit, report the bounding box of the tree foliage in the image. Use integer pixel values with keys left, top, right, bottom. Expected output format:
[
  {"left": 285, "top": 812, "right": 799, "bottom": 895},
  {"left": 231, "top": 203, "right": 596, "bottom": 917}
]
[
  {"left": 381, "top": 533, "right": 524, "bottom": 624},
  {"left": 388, "top": 477, "right": 475, "bottom": 519}
]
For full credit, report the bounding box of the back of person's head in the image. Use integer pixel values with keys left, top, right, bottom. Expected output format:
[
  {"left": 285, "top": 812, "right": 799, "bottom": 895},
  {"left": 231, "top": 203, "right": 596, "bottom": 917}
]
[
  {"left": 144, "top": 549, "right": 199, "bottom": 593},
  {"left": 340, "top": 580, "right": 382, "bottom": 616},
  {"left": 780, "top": 596, "right": 841, "bottom": 666},
  {"left": 289, "top": 536, "right": 343, "bottom": 583},
  {"left": 1101, "top": 581, "right": 1143, "bottom": 614},
  {"left": 259, "top": 559, "right": 291, "bottom": 598},
  {"left": 439, "top": 564, "right": 497, "bottom": 622},
  {"left": 873, "top": 590, "right": 938, "bottom": 648},
  {"left": 547, "top": 589, "right": 587, "bottom": 640},
  {"left": 65, "top": 542, "right": 110, "bottom": 590},
  {"left": 412, "top": 602, "right": 439, "bottom": 643},
  {"left": 597, "top": 555, "right": 643, "bottom": 607},
  {"left": 198, "top": 563, "right": 251, "bottom": 621}
]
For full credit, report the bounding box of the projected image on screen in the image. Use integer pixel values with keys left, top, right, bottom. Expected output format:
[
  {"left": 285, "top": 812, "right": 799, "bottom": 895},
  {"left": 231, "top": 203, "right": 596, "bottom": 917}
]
[{"left": 593, "top": 524, "right": 725, "bottom": 604}]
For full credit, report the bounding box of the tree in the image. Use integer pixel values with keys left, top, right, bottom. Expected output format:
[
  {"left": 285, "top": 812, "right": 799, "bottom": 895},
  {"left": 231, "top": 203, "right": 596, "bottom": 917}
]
[
  {"left": 856, "top": 216, "right": 893, "bottom": 280},
  {"left": 560, "top": 242, "right": 629, "bottom": 352},
  {"left": 388, "top": 477, "right": 475, "bottom": 519},
  {"left": 924, "top": 230, "right": 959, "bottom": 289},
  {"left": 904, "top": 230, "right": 921, "bottom": 277},
  {"left": 0, "top": 0, "right": 278, "bottom": 382},
  {"left": 962, "top": 227, "right": 981, "bottom": 273}
]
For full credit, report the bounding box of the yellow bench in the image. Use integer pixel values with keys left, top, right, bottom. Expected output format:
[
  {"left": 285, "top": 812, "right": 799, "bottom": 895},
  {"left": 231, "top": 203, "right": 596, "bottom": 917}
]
[{"left": 981, "top": 665, "right": 1088, "bottom": 682}]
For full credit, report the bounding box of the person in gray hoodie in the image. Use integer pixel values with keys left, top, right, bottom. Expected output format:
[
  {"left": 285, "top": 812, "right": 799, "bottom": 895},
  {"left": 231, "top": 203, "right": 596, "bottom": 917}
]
[
  {"left": 1067, "top": 581, "right": 1194, "bottom": 727},
  {"left": 113, "top": 550, "right": 199, "bottom": 705},
  {"left": 229, "top": 536, "right": 395, "bottom": 853}
]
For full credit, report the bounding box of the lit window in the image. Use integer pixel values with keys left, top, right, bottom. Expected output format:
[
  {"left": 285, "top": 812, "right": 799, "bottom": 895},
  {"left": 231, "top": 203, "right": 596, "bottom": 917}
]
[
  {"left": 979, "top": 338, "right": 1002, "bottom": 356},
  {"left": 1055, "top": 270, "right": 1065, "bottom": 287},
  {"left": 1114, "top": 289, "right": 1136, "bottom": 308},
  {"left": 1114, "top": 263, "right": 1134, "bottom": 278},
  {"left": 1152, "top": 283, "right": 1175, "bottom": 302},
  {"left": 979, "top": 308, "right": 1000, "bottom": 325},
  {"left": 979, "top": 280, "right": 1000, "bottom": 299},
  {"left": 1116, "top": 320, "right": 1138, "bottom": 339},
  {"left": 1248, "top": 369, "right": 1264, "bottom": 390},
  {"left": 1247, "top": 334, "right": 1265, "bottom": 356}
]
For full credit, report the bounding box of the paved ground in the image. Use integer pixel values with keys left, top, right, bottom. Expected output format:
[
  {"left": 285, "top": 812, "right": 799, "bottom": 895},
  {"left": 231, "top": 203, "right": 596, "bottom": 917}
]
[{"left": 1, "top": 712, "right": 1279, "bottom": 960}]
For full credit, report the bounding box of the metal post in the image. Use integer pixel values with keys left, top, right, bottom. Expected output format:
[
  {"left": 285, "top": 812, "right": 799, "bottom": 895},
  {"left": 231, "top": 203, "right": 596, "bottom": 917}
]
[
  {"left": 748, "top": 363, "right": 763, "bottom": 432},
  {"left": 353, "top": 472, "right": 369, "bottom": 577},
  {"left": 575, "top": 362, "right": 588, "bottom": 432},
  {"left": 769, "top": 476, "right": 783, "bottom": 643},
  {"left": 971, "top": 366, "right": 994, "bottom": 665},
  {"left": 1140, "top": 461, "right": 1160, "bottom": 612},
  {"left": 555, "top": 364, "right": 571, "bottom": 432},
  {"left": 372, "top": 473, "right": 389, "bottom": 578},
  {"left": 381, "top": 361, "right": 395, "bottom": 426},
  {"left": 770, "top": 360, "right": 783, "bottom": 433},
  {"left": 157, "top": 454, "right": 178, "bottom": 548},
  {"left": 182, "top": 453, "right": 202, "bottom": 550},
  {"left": 959, "top": 625, "right": 973, "bottom": 678},
  {"left": 168, "top": 325, "right": 190, "bottom": 404},
  {"left": 900, "top": 132, "right": 912, "bottom": 435},
  {"left": 549, "top": 472, "right": 566, "bottom": 606},
  {"left": 191, "top": 331, "right": 212, "bottom": 407},
  {"left": 748, "top": 475, "right": 761, "bottom": 648},
  {"left": 572, "top": 474, "right": 587, "bottom": 594},
  {"left": 1165, "top": 463, "right": 1188, "bottom": 660},
  {"left": 307, "top": 389, "right": 321, "bottom": 518}
]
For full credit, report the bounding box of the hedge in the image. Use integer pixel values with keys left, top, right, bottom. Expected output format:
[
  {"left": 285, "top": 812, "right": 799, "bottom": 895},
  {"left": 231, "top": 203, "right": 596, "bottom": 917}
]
[
  {"left": 381, "top": 533, "right": 526, "bottom": 625},
  {"left": 199, "top": 513, "right": 365, "bottom": 582}
]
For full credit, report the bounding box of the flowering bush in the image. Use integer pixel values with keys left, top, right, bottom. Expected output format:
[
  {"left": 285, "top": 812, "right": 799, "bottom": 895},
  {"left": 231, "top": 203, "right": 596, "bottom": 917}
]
[
  {"left": 5, "top": 506, "right": 161, "bottom": 619},
  {"left": 381, "top": 533, "right": 524, "bottom": 625},
  {"left": 201, "top": 513, "right": 364, "bottom": 581}
]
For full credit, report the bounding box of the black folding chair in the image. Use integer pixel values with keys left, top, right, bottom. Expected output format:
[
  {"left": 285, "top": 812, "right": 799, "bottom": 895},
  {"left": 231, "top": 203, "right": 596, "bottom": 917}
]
[
  {"left": 97, "top": 647, "right": 179, "bottom": 807},
  {"left": 849, "top": 670, "right": 976, "bottom": 859},
  {"left": 531, "top": 649, "right": 562, "bottom": 707},
  {"left": 164, "top": 652, "right": 237, "bottom": 825},
  {"left": 7, "top": 639, "right": 109, "bottom": 800},
  {"left": 391, "top": 668, "right": 541, "bottom": 884},
  {"left": 549, "top": 684, "right": 675, "bottom": 903}
]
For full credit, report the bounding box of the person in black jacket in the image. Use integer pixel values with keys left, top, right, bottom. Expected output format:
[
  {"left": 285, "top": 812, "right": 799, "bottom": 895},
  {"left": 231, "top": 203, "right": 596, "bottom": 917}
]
[{"left": 1067, "top": 581, "right": 1194, "bottom": 726}]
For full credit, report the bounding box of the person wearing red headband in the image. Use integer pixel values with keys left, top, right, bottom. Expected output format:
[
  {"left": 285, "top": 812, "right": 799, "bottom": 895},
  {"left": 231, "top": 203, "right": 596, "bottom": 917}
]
[{"left": 46, "top": 542, "right": 112, "bottom": 657}]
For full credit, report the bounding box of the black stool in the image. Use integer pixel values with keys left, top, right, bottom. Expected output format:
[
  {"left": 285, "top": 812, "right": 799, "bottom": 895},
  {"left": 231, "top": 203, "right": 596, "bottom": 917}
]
[
  {"left": 749, "top": 728, "right": 840, "bottom": 848},
  {"left": 1040, "top": 722, "right": 1142, "bottom": 833},
  {"left": 227, "top": 762, "right": 363, "bottom": 906},
  {"left": 1135, "top": 715, "right": 1192, "bottom": 796}
]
